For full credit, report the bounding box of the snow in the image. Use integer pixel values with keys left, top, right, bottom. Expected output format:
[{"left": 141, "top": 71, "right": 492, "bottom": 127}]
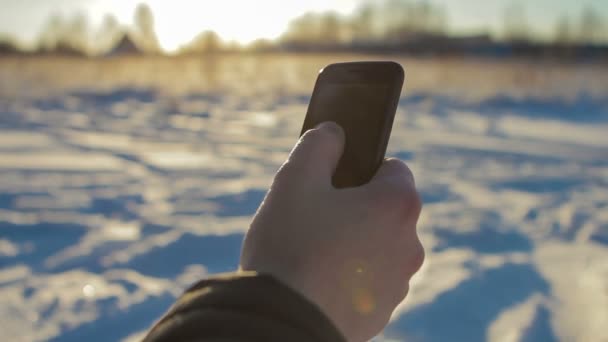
[{"left": 0, "top": 55, "right": 606, "bottom": 342}]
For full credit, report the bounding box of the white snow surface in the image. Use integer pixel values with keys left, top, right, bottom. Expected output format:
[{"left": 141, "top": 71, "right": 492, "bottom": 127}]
[{"left": 0, "top": 55, "right": 606, "bottom": 342}]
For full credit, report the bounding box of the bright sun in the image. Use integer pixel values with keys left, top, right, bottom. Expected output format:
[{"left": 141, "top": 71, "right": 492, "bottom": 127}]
[
  {"left": 142, "top": 0, "right": 299, "bottom": 51},
  {"left": 116, "top": 0, "right": 358, "bottom": 52}
]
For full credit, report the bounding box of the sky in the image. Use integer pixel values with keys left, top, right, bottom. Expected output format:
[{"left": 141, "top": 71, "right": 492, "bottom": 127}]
[{"left": 0, "top": 0, "right": 607, "bottom": 51}]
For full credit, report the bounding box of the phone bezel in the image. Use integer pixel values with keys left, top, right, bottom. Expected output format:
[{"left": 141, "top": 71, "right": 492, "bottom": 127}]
[{"left": 300, "top": 61, "right": 405, "bottom": 187}]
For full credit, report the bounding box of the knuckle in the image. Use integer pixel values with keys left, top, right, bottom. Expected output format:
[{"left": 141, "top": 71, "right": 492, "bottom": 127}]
[
  {"left": 411, "top": 237, "right": 425, "bottom": 273},
  {"left": 364, "top": 185, "right": 422, "bottom": 239},
  {"left": 398, "top": 283, "right": 410, "bottom": 303},
  {"left": 385, "top": 158, "right": 415, "bottom": 184},
  {"left": 409, "top": 191, "right": 423, "bottom": 218},
  {"left": 370, "top": 160, "right": 421, "bottom": 218},
  {"left": 381, "top": 181, "right": 421, "bottom": 217}
]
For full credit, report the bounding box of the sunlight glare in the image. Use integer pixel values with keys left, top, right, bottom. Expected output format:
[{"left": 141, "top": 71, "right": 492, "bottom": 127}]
[
  {"left": 147, "top": 0, "right": 299, "bottom": 51},
  {"left": 83, "top": 284, "right": 96, "bottom": 298},
  {"left": 126, "top": 0, "right": 359, "bottom": 52}
]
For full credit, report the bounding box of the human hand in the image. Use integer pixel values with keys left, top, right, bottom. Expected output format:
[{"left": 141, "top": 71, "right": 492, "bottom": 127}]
[{"left": 240, "top": 121, "right": 424, "bottom": 342}]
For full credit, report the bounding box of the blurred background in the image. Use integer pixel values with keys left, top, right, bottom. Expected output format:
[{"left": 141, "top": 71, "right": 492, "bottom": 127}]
[{"left": 0, "top": 1, "right": 607, "bottom": 341}]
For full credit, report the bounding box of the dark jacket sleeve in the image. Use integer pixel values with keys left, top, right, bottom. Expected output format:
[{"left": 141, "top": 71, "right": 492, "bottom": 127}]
[{"left": 143, "top": 272, "right": 347, "bottom": 342}]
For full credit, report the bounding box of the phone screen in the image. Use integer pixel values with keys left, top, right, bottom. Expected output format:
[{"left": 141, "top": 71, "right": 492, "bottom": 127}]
[{"left": 306, "top": 83, "right": 391, "bottom": 187}]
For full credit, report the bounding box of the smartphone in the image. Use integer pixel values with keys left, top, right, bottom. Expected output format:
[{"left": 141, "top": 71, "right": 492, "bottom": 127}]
[{"left": 300, "top": 61, "right": 404, "bottom": 188}]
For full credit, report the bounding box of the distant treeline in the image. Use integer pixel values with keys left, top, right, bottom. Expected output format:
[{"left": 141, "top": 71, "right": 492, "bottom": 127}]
[
  {"left": 0, "top": 3, "right": 160, "bottom": 57},
  {"left": 274, "top": 0, "right": 608, "bottom": 60},
  {"left": 1, "top": 0, "right": 607, "bottom": 60}
]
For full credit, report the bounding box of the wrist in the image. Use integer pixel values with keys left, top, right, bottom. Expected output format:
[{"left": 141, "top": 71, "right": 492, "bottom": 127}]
[{"left": 259, "top": 264, "right": 371, "bottom": 342}]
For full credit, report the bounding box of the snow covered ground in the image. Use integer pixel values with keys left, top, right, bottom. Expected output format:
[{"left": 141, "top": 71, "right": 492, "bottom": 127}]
[{"left": 0, "top": 55, "right": 606, "bottom": 342}]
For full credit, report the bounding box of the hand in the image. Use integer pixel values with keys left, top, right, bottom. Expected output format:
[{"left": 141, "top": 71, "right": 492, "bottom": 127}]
[{"left": 240, "top": 122, "right": 424, "bottom": 342}]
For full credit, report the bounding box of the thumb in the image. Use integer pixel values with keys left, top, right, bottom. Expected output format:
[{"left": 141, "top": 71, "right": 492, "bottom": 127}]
[{"left": 282, "top": 121, "right": 345, "bottom": 186}]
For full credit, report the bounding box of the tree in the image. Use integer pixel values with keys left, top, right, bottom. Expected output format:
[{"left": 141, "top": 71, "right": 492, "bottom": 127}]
[
  {"left": 38, "top": 14, "right": 67, "bottom": 50},
  {"left": 185, "top": 30, "right": 222, "bottom": 53},
  {"left": 281, "top": 12, "right": 321, "bottom": 45},
  {"left": 318, "top": 12, "right": 343, "bottom": 45},
  {"left": 578, "top": 6, "right": 604, "bottom": 44},
  {"left": 503, "top": 2, "right": 531, "bottom": 42},
  {"left": 37, "top": 13, "right": 90, "bottom": 55},
  {"left": 134, "top": 3, "right": 160, "bottom": 53},
  {"left": 351, "top": 3, "right": 378, "bottom": 42},
  {"left": 427, "top": 3, "right": 448, "bottom": 35},
  {"left": 382, "top": 0, "right": 448, "bottom": 42},
  {"left": 554, "top": 15, "right": 572, "bottom": 45},
  {"left": 382, "top": 0, "right": 414, "bottom": 41},
  {"left": 98, "top": 13, "right": 122, "bottom": 53},
  {"left": 66, "top": 13, "right": 89, "bottom": 53}
]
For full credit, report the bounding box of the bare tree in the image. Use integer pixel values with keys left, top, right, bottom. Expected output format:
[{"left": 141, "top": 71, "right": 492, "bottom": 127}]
[
  {"left": 66, "top": 13, "right": 90, "bottom": 53},
  {"left": 578, "top": 6, "right": 604, "bottom": 44},
  {"left": 318, "top": 12, "right": 344, "bottom": 45},
  {"left": 281, "top": 0, "right": 449, "bottom": 48},
  {"left": 503, "top": 2, "right": 531, "bottom": 42},
  {"left": 382, "top": 0, "right": 448, "bottom": 41},
  {"left": 351, "top": 3, "right": 378, "bottom": 42},
  {"left": 412, "top": 1, "right": 432, "bottom": 33},
  {"left": 38, "top": 14, "right": 67, "bottom": 50},
  {"left": 281, "top": 13, "right": 321, "bottom": 45},
  {"left": 554, "top": 15, "right": 572, "bottom": 45},
  {"left": 186, "top": 31, "right": 222, "bottom": 53},
  {"left": 37, "top": 13, "right": 90, "bottom": 54},
  {"left": 134, "top": 3, "right": 160, "bottom": 53},
  {"left": 428, "top": 3, "right": 448, "bottom": 35},
  {"left": 98, "top": 14, "right": 122, "bottom": 53}
]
